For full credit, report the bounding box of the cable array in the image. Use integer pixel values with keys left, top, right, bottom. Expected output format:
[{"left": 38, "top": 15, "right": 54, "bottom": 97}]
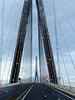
[
  {"left": 58, "top": 0, "right": 75, "bottom": 34},
  {"left": 0, "top": 0, "right": 9, "bottom": 17},
  {"left": 0, "top": 0, "right": 75, "bottom": 87},
  {"left": 0, "top": 0, "right": 5, "bottom": 85},
  {"left": 53, "top": 0, "right": 74, "bottom": 86},
  {"left": 38, "top": 26, "right": 49, "bottom": 82},
  {"left": 53, "top": 0, "right": 60, "bottom": 84},
  {"left": 56, "top": 17, "right": 75, "bottom": 70},
  {"left": 43, "top": 0, "right": 75, "bottom": 87},
  {"left": 0, "top": 0, "right": 25, "bottom": 84}
]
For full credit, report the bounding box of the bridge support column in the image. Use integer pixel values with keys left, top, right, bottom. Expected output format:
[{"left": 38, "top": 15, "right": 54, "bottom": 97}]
[
  {"left": 36, "top": 0, "right": 58, "bottom": 84},
  {"left": 34, "top": 56, "right": 39, "bottom": 82},
  {"left": 10, "top": 0, "right": 32, "bottom": 83}
]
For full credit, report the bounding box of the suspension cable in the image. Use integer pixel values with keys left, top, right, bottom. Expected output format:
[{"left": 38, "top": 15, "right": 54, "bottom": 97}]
[
  {"left": 3, "top": 0, "right": 22, "bottom": 52},
  {"left": 60, "top": 68, "right": 64, "bottom": 86},
  {"left": 10, "top": 0, "right": 25, "bottom": 83},
  {"left": 0, "top": 0, "right": 5, "bottom": 85},
  {"left": 56, "top": 16, "right": 75, "bottom": 70},
  {"left": 59, "top": 48, "right": 71, "bottom": 87},
  {"left": 6, "top": 4, "right": 22, "bottom": 83},
  {"left": 53, "top": 0, "right": 60, "bottom": 84},
  {"left": 1, "top": 15, "right": 19, "bottom": 84},
  {"left": 47, "top": 0, "right": 65, "bottom": 85},
  {"left": 4, "top": 0, "right": 16, "bottom": 29},
  {"left": 1, "top": 0, "right": 23, "bottom": 84},
  {"left": 58, "top": 0, "right": 75, "bottom": 34},
  {"left": 18, "top": 6, "right": 32, "bottom": 82},
  {"left": 0, "top": 0, "right": 9, "bottom": 17},
  {"left": 47, "top": 0, "right": 74, "bottom": 85},
  {"left": 6, "top": 53, "right": 13, "bottom": 84}
]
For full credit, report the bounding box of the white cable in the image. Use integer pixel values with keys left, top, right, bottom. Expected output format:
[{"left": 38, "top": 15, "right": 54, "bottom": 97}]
[
  {"left": 56, "top": 17, "right": 75, "bottom": 70},
  {"left": 0, "top": 0, "right": 5, "bottom": 85}
]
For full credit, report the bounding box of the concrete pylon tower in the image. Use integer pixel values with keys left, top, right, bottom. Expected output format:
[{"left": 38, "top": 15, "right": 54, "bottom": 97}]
[
  {"left": 9, "top": 0, "right": 32, "bottom": 83},
  {"left": 34, "top": 56, "right": 39, "bottom": 82}
]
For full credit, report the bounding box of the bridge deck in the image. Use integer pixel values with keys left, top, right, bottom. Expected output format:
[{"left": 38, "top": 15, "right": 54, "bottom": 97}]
[
  {"left": 21, "top": 83, "right": 75, "bottom": 100},
  {"left": 0, "top": 83, "right": 75, "bottom": 100}
]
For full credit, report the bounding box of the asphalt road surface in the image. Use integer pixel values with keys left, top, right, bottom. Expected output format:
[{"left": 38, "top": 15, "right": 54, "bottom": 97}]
[
  {"left": 0, "top": 83, "right": 75, "bottom": 100},
  {"left": 21, "top": 83, "right": 75, "bottom": 100},
  {"left": 0, "top": 83, "right": 30, "bottom": 100}
]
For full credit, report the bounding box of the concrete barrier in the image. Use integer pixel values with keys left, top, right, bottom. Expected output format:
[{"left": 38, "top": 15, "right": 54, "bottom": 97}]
[{"left": 45, "top": 83, "right": 75, "bottom": 95}]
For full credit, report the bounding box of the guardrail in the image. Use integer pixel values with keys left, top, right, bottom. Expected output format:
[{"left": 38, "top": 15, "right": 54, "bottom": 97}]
[{"left": 45, "top": 83, "right": 75, "bottom": 95}]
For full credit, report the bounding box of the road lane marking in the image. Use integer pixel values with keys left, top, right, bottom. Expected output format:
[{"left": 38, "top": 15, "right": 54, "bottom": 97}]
[
  {"left": 42, "top": 91, "right": 44, "bottom": 93},
  {"left": 21, "top": 84, "right": 34, "bottom": 100},
  {"left": 47, "top": 85, "right": 75, "bottom": 100},
  {"left": 46, "top": 83, "right": 75, "bottom": 96},
  {"left": 44, "top": 95, "right": 47, "bottom": 98}
]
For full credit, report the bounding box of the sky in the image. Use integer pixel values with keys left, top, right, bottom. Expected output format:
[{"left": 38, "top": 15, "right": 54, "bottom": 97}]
[
  {"left": 43, "top": 0, "right": 75, "bottom": 87},
  {"left": 0, "top": 0, "right": 75, "bottom": 87}
]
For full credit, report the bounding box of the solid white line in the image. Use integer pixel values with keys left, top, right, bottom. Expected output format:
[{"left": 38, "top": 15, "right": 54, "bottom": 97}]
[
  {"left": 48, "top": 84, "right": 75, "bottom": 96},
  {"left": 21, "top": 84, "right": 34, "bottom": 100},
  {"left": 48, "top": 85, "right": 75, "bottom": 100}
]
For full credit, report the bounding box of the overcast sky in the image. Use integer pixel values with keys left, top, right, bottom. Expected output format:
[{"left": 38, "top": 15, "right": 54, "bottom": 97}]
[{"left": 0, "top": 0, "right": 75, "bottom": 87}]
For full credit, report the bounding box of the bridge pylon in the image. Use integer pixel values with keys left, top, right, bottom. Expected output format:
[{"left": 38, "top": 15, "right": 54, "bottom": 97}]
[
  {"left": 9, "top": 0, "right": 58, "bottom": 84},
  {"left": 34, "top": 56, "right": 39, "bottom": 82},
  {"left": 36, "top": 0, "right": 58, "bottom": 84},
  {"left": 9, "top": 0, "right": 32, "bottom": 83}
]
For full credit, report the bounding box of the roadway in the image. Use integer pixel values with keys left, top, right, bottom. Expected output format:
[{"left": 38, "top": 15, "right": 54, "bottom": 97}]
[
  {"left": 0, "top": 83, "right": 31, "bottom": 100},
  {"left": 21, "top": 83, "right": 75, "bottom": 100},
  {"left": 0, "top": 83, "right": 75, "bottom": 100}
]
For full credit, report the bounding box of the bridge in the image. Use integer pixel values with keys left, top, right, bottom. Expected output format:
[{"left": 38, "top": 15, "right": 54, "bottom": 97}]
[{"left": 0, "top": 0, "right": 75, "bottom": 100}]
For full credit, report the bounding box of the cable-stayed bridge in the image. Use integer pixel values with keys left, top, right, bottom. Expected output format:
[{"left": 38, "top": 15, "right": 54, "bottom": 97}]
[{"left": 0, "top": 0, "right": 75, "bottom": 100}]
